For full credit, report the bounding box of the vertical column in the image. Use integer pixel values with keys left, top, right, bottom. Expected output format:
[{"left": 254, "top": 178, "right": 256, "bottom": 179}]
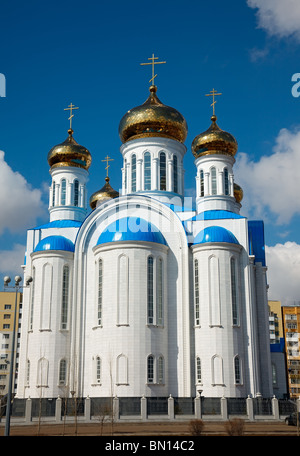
[
  {"left": 167, "top": 158, "right": 173, "bottom": 192},
  {"left": 204, "top": 172, "right": 209, "bottom": 196},
  {"left": 136, "top": 158, "right": 142, "bottom": 192},
  {"left": 152, "top": 158, "right": 158, "bottom": 190}
]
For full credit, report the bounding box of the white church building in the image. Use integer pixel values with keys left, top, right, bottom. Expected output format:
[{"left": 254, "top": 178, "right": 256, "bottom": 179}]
[{"left": 17, "top": 81, "right": 273, "bottom": 400}]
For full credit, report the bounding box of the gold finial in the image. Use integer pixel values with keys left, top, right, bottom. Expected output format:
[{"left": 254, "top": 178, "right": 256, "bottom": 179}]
[
  {"left": 140, "top": 53, "right": 166, "bottom": 86},
  {"left": 205, "top": 88, "right": 222, "bottom": 117},
  {"left": 102, "top": 155, "right": 114, "bottom": 178},
  {"left": 64, "top": 103, "right": 79, "bottom": 131}
]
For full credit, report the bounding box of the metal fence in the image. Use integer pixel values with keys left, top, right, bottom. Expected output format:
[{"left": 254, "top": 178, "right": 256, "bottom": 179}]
[{"left": 2, "top": 396, "right": 299, "bottom": 423}]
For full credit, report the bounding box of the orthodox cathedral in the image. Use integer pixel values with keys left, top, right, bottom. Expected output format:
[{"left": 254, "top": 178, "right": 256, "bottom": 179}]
[{"left": 17, "top": 70, "right": 273, "bottom": 400}]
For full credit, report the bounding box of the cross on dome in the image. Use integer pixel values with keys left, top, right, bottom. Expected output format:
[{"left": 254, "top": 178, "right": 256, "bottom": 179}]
[{"left": 140, "top": 53, "right": 166, "bottom": 86}]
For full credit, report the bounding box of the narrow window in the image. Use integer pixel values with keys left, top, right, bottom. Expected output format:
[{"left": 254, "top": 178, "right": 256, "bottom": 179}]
[
  {"left": 211, "top": 167, "right": 217, "bottom": 195},
  {"left": 159, "top": 152, "right": 166, "bottom": 190},
  {"left": 98, "top": 259, "right": 103, "bottom": 326},
  {"left": 74, "top": 179, "right": 79, "bottom": 207},
  {"left": 61, "top": 265, "right": 69, "bottom": 330},
  {"left": 59, "top": 359, "right": 67, "bottom": 385},
  {"left": 144, "top": 152, "right": 151, "bottom": 191},
  {"left": 157, "top": 258, "right": 163, "bottom": 325},
  {"left": 234, "top": 356, "right": 241, "bottom": 384},
  {"left": 231, "top": 258, "right": 238, "bottom": 325},
  {"left": 158, "top": 356, "right": 164, "bottom": 384},
  {"left": 196, "top": 357, "right": 202, "bottom": 383},
  {"left": 173, "top": 155, "right": 178, "bottom": 193},
  {"left": 131, "top": 154, "right": 136, "bottom": 192},
  {"left": 30, "top": 267, "right": 35, "bottom": 331},
  {"left": 147, "top": 355, "right": 154, "bottom": 383},
  {"left": 272, "top": 363, "right": 277, "bottom": 385},
  {"left": 224, "top": 168, "right": 229, "bottom": 195},
  {"left": 52, "top": 181, "right": 56, "bottom": 206},
  {"left": 61, "top": 179, "right": 66, "bottom": 205},
  {"left": 124, "top": 159, "right": 127, "bottom": 191},
  {"left": 194, "top": 259, "right": 200, "bottom": 326},
  {"left": 96, "top": 356, "right": 101, "bottom": 383},
  {"left": 147, "top": 257, "right": 154, "bottom": 324},
  {"left": 200, "top": 170, "right": 204, "bottom": 196}
]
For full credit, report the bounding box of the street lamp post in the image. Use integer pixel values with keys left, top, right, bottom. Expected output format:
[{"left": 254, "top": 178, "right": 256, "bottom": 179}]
[{"left": 3, "top": 275, "right": 32, "bottom": 436}]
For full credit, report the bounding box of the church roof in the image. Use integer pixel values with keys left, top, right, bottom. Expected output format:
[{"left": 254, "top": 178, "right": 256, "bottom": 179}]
[
  {"left": 187, "top": 210, "right": 245, "bottom": 221},
  {"left": 34, "top": 235, "right": 75, "bottom": 252},
  {"left": 96, "top": 217, "right": 167, "bottom": 246},
  {"left": 193, "top": 226, "right": 239, "bottom": 245},
  {"left": 33, "top": 220, "right": 82, "bottom": 229}
]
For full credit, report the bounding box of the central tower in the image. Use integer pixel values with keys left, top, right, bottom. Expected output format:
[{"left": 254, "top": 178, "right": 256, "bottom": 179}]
[{"left": 118, "top": 56, "right": 188, "bottom": 205}]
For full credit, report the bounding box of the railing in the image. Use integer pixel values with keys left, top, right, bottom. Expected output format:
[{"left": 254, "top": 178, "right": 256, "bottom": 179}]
[{"left": 1, "top": 396, "right": 299, "bottom": 425}]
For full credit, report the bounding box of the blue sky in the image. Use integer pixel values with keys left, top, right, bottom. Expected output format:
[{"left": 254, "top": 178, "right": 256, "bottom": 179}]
[{"left": 0, "top": 0, "right": 300, "bottom": 301}]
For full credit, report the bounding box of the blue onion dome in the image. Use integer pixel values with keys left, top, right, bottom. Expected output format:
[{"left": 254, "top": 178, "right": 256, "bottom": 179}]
[
  {"left": 97, "top": 217, "right": 167, "bottom": 246},
  {"left": 119, "top": 85, "right": 188, "bottom": 144},
  {"left": 47, "top": 128, "right": 92, "bottom": 170},
  {"left": 193, "top": 226, "right": 239, "bottom": 245},
  {"left": 34, "top": 235, "right": 75, "bottom": 252},
  {"left": 192, "top": 115, "right": 238, "bottom": 158}
]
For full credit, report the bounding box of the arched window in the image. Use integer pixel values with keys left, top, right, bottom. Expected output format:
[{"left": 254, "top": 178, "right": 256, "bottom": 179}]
[
  {"left": 157, "top": 258, "right": 163, "bottom": 325},
  {"left": 147, "top": 256, "right": 154, "bottom": 324},
  {"left": 173, "top": 155, "right": 178, "bottom": 193},
  {"left": 61, "top": 265, "right": 69, "bottom": 330},
  {"left": 98, "top": 259, "right": 103, "bottom": 326},
  {"left": 131, "top": 154, "right": 136, "bottom": 192},
  {"left": 52, "top": 181, "right": 56, "bottom": 206},
  {"left": 211, "top": 167, "right": 217, "bottom": 195},
  {"left": 96, "top": 356, "right": 101, "bottom": 383},
  {"left": 200, "top": 170, "right": 204, "bottom": 196},
  {"left": 144, "top": 152, "right": 151, "bottom": 191},
  {"left": 59, "top": 359, "right": 67, "bottom": 385},
  {"left": 74, "top": 179, "right": 79, "bottom": 206},
  {"left": 147, "top": 355, "right": 154, "bottom": 383},
  {"left": 196, "top": 357, "right": 202, "bottom": 384},
  {"left": 231, "top": 257, "right": 238, "bottom": 325},
  {"left": 158, "top": 356, "right": 164, "bottom": 384},
  {"left": 159, "top": 152, "right": 166, "bottom": 190},
  {"left": 61, "top": 179, "right": 66, "bottom": 205},
  {"left": 194, "top": 259, "right": 200, "bottom": 326},
  {"left": 224, "top": 168, "right": 229, "bottom": 195},
  {"left": 234, "top": 356, "right": 241, "bottom": 384}
]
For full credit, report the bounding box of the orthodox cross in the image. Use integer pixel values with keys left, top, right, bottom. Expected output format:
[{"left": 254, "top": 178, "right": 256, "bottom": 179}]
[
  {"left": 102, "top": 155, "right": 114, "bottom": 177},
  {"left": 64, "top": 103, "right": 79, "bottom": 130},
  {"left": 205, "top": 89, "right": 222, "bottom": 116},
  {"left": 140, "top": 53, "right": 166, "bottom": 85}
]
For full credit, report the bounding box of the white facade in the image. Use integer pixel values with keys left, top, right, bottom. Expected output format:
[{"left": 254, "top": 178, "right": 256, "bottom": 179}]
[{"left": 17, "top": 87, "right": 273, "bottom": 400}]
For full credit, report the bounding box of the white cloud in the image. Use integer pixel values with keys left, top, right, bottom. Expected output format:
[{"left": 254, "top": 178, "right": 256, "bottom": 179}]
[
  {"left": 234, "top": 126, "right": 300, "bottom": 224},
  {"left": 266, "top": 242, "right": 300, "bottom": 302},
  {"left": 0, "top": 150, "right": 46, "bottom": 234},
  {"left": 0, "top": 243, "right": 25, "bottom": 276},
  {"left": 247, "top": 0, "right": 300, "bottom": 41}
]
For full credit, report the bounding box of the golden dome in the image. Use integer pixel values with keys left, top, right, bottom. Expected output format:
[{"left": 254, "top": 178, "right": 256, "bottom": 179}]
[
  {"left": 119, "top": 85, "right": 188, "bottom": 144},
  {"left": 48, "top": 129, "right": 92, "bottom": 170},
  {"left": 192, "top": 115, "right": 238, "bottom": 158},
  {"left": 89, "top": 176, "right": 119, "bottom": 210},
  {"left": 234, "top": 183, "right": 243, "bottom": 203}
]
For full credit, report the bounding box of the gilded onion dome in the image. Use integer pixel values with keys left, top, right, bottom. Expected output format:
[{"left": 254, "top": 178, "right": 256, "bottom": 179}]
[
  {"left": 119, "top": 85, "right": 188, "bottom": 144},
  {"left": 47, "top": 128, "right": 92, "bottom": 170},
  {"left": 192, "top": 115, "right": 238, "bottom": 158},
  {"left": 89, "top": 176, "right": 119, "bottom": 210},
  {"left": 234, "top": 183, "right": 243, "bottom": 203}
]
